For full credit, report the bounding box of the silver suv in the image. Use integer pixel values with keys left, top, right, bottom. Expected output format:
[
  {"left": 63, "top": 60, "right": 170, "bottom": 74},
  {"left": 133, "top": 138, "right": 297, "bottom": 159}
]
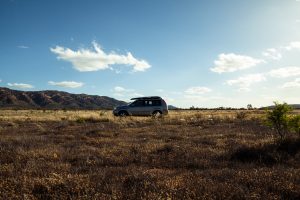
[{"left": 113, "top": 96, "right": 168, "bottom": 116}]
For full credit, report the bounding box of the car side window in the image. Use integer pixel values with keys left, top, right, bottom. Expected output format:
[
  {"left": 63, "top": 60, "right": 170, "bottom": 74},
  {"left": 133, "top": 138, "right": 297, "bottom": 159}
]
[
  {"left": 131, "top": 100, "right": 144, "bottom": 107},
  {"left": 145, "top": 100, "right": 153, "bottom": 106},
  {"left": 153, "top": 100, "right": 162, "bottom": 106}
]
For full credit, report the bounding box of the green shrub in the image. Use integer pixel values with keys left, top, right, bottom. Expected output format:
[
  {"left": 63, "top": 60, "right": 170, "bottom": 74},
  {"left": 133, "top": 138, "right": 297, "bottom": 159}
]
[
  {"left": 266, "top": 102, "right": 292, "bottom": 139},
  {"left": 288, "top": 115, "right": 300, "bottom": 136}
]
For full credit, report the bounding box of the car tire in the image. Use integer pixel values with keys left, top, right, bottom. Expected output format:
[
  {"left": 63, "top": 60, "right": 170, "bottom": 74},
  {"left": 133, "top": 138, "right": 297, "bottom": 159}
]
[
  {"left": 152, "top": 110, "right": 162, "bottom": 118},
  {"left": 118, "top": 110, "right": 128, "bottom": 117}
]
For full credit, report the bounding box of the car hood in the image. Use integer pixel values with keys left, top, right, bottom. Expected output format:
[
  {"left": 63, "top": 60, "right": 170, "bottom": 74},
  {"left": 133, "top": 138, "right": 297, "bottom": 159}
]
[{"left": 115, "top": 105, "right": 128, "bottom": 110}]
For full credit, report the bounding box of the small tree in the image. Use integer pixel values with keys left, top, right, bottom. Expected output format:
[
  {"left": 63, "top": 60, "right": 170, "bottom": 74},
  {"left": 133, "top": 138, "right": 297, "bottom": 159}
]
[
  {"left": 247, "top": 104, "right": 253, "bottom": 110},
  {"left": 266, "top": 102, "right": 292, "bottom": 140}
]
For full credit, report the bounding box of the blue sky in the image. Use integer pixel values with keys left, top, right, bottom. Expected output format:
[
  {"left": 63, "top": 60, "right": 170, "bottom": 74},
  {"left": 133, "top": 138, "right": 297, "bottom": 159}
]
[{"left": 1, "top": 0, "right": 300, "bottom": 108}]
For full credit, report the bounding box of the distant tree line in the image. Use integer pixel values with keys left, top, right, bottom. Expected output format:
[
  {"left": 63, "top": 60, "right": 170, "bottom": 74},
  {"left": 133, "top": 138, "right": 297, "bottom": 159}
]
[{"left": 188, "top": 104, "right": 256, "bottom": 110}]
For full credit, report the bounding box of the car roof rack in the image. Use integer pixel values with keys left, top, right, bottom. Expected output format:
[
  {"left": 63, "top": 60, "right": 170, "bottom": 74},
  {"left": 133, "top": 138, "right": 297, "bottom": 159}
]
[{"left": 130, "top": 96, "right": 161, "bottom": 100}]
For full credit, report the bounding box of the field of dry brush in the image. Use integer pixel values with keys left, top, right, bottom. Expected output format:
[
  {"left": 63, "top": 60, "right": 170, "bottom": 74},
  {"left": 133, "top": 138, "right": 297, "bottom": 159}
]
[{"left": 0, "top": 110, "right": 299, "bottom": 199}]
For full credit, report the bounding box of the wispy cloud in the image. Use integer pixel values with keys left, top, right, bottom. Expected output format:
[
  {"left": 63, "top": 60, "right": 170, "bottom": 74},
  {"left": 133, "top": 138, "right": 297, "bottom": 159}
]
[
  {"left": 262, "top": 48, "right": 282, "bottom": 60},
  {"left": 113, "top": 86, "right": 133, "bottom": 93},
  {"left": 48, "top": 81, "right": 84, "bottom": 88},
  {"left": 50, "top": 41, "right": 151, "bottom": 72},
  {"left": 284, "top": 41, "right": 300, "bottom": 51},
  {"left": 113, "top": 86, "right": 143, "bottom": 98},
  {"left": 262, "top": 41, "right": 300, "bottom": 61},
  {"left": 184, "top": 86, "right": 212, "bottom": 95},
  {"left": 268, "top": 66, "right": 300, "bottom": 78},
  {"left": 281, "top": 78, "right": 300, "bottom": 88},
  {"left": 226, "top": 73, "right": 266, "bottom": 91},
  {"left": 7, "top": 83, "right": 34, "bottom": 89},
  {"left": 210, "top": 53, "right": 263, "bottom": 73},
  {"left": 17, "top": 45, "right": 29, "bottom": 49}
]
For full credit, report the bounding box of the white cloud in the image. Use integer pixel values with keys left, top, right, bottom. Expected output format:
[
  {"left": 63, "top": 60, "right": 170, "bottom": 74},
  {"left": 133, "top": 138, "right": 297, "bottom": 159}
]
[
  {"left": 7, "top": 83, "right": 34, "bottom": 89},
  {"left": 226, "top": 74, "right": 266, "bottom": 90},
  {"left": 269, "top": 66, "right": 300, "bottom": 78},
  {"left": 132, "top": 92, "right": 144, "bottom": 97},
  {"left": 48, "top": 81, "right": 83, "bottom": 88},
  {"left": 184, "top": 86, "right": 212, "bottom": 95},
  {"left": 262, "top": 48, "right": 282, "bottom": 60},
  {"left": 210, "top": 53, "right": 263, "bottom": 73},
  {"left": 261, "top": 41, "right": 300, "bottom": 62},
  {"left": 114, "top": 86, "right": 126, "bottom": 93},
  {"left": 17, "top": 45, "right": 29, "bottom": 49},
  {"left": 113, "top": 86, "right": 133, "bottom": 93},
  {"left": 281, "top": 78, "right": 300, "bottom": 88},
  {"left": 112, "top": 86, "right": 142, "bottom": 98},
  {"left": 284, "top": 41, "right": 300, "bottom": 51},
  {"left": 50, "top": 41, "right": 151, "bottom": 72}
]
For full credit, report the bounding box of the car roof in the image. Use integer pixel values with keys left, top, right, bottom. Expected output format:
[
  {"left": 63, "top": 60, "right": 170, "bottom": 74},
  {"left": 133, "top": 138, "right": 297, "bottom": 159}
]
[{"left": 130, "top": 96, "right": 162, "bottom": 100}]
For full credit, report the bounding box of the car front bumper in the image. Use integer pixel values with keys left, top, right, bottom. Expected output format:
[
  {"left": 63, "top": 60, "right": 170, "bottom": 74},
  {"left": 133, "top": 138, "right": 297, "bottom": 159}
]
[{"left": 113, "top": 110, "right": 119, "bottom": 116}]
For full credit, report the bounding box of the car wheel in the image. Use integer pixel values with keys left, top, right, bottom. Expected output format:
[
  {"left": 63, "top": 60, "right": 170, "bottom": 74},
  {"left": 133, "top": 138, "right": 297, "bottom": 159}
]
[
  {"left": 118, "top": 110, "right": 128, "bottom": 117},
  {"left": 152, "top": 110, "right": 162, "bottom": 118}
]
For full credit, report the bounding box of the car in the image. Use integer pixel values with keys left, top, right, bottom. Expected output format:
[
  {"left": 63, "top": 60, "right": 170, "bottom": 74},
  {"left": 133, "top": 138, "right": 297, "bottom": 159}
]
[{"left": 113, "top": 96, "right": 168, "bottom": 117}]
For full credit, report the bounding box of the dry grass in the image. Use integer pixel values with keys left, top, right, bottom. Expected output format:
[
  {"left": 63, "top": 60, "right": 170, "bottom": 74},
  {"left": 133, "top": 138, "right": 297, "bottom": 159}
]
[
  {"left": 0, "top": 109, "right": 267, "bottom": 122},
  {"left": 0, "top": 110, "right": 299, "bottom": 199}
]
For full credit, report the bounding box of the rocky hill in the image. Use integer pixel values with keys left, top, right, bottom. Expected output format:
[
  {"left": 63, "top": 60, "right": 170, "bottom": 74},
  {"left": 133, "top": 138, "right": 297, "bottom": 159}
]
[{"left": 0, "top": 87, "right": 126, "bottom": 109}]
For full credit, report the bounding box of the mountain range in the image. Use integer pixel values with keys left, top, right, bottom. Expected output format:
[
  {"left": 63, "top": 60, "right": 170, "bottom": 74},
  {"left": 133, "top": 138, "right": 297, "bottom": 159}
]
[
  {"left": 0, "top": 87, "right": 126, "bottom": 109},
  {"left": 1, "top": 87, "right": 298, "bottom": 110}
]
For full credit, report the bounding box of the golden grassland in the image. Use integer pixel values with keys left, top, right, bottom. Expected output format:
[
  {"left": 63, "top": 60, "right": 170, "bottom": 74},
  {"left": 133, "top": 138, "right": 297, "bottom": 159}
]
[
  {"left": 0, "top": 109, "right": 299, "bottom": 122},
  {"left": 0, "top": 109, "right": 266, "bottom": 122},
  {"left": 0, "top": 110, "right": 299, "bottom": 199}
]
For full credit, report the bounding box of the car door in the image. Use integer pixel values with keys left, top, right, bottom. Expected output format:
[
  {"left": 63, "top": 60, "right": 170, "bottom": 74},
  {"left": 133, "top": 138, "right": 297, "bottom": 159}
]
[
  {"left": 127, "top": 100, "right": 144, "bottom": 116},
  {"left": 141, "top": 100, "right": 154, "bottom": 115}
]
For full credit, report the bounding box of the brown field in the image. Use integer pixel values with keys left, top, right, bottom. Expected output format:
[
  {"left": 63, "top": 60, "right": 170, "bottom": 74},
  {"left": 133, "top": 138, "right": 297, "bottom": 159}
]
[{"left": 0, "top": 110, "right": 299, "bottom": 199}]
